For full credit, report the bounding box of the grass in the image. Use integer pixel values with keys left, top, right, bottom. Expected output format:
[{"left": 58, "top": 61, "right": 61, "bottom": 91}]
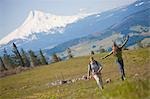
[{"left": 0, "top": 48, "right": 150, "bottom": 99}]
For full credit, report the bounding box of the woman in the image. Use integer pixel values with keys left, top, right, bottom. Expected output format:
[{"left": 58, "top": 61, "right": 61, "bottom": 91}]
[
  {"left": 102, "top": 35, "right": 129, "bottom": 81},
  {"left": 88, "top": 57, "right": 104, "bottom": 89}
]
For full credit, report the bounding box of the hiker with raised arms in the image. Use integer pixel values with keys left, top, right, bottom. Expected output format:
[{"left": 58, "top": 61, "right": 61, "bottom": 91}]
[
  {"left": 87, "top": 57, "right": 104, "bottom": 90},
  {"left": 102, "top": 35, "right": 129, "bottom": 81}
]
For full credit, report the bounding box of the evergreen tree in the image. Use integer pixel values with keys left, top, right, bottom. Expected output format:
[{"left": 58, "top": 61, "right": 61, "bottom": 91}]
[
  {"left": 21, "top": 48, "right": 30, "bottom": 67},
  {"left": 39, "top": 49, "right": 48, "bottom": 65},
  {"left": 29, "top": 50, "right": 39, "bottom": 66},
  {"left": 99, "top": 46, "right": 106, "bottom": 53},
  {"left": 12, "top": 43, "right": 25, "bottom": 67},
  {"left": 0, "top": 56, "right": 8, "bottom": 71},
  {"left": 3, "top": 48, "right": 14, "bottom": 68},
  {"left": 67, "top": 48, "right": 73, "bottom": 59},
  {"left": 91, "top": 51, "right": 95, "bottom": 55},
  {"left": 51, "top": 53, "right": 60, "bottom": 63}
]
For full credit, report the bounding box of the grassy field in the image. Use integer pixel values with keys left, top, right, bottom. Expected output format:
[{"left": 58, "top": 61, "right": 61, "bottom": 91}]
[{"left": 0, "top": 48, "right": 150, "bottom": 99}]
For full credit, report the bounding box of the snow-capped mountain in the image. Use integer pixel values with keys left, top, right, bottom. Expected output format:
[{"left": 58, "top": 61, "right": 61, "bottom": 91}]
[
  {"left": 0, "top": 10, "right": 88, "bottom": 46},
  {"left": 0, "top": 0, "right": 149, "bottom": 55}
]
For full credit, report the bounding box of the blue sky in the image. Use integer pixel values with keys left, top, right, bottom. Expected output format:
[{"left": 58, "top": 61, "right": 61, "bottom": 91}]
[{"left": 0, "top": 0, "right": 136, "bottom": 40}]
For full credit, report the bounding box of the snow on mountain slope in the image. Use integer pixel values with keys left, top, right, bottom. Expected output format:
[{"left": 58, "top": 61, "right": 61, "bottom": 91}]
[
  {"left": 0, "top": 10, "right": 88, "bottom": 46},
  {"left": 135, "top": 1, "right": 144, "bottom": 6}
]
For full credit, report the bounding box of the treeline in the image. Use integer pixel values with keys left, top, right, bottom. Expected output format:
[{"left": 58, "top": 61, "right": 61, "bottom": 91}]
[
  {"left": 0, "top": 43, "right": 48, "bottom": 71},
  {"left": 0, "top": 43, "right": 73, "bottom": 72}
]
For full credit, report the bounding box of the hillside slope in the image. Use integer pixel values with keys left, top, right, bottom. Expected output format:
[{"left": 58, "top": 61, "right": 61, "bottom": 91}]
[
  {"left": 0, "top": 48, "right": 150, "bottom": 99},
  {"left": 44, "top": 8, "right": 150, "bottom": 56},
  {"left": 108, "top": 8, "right": 150, "bottom": 34}
]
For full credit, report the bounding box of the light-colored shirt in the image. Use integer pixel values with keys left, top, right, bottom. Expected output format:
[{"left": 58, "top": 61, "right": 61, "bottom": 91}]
[{"left": 88, "top": 61, "right": 102, "bottom": 73}]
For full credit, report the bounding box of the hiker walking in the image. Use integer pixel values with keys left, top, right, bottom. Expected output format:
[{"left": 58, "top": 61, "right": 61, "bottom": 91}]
[
  {"left": 88, "top": 57, "right": 104, "bottom": 90},
  {"left": 102, "top": 35, "right": 129, "bottom": 81}
]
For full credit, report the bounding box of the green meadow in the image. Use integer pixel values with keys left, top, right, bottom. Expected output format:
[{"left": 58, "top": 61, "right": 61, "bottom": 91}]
[{"left": 0, "top": 48, "right": 150, "bottom": 99}]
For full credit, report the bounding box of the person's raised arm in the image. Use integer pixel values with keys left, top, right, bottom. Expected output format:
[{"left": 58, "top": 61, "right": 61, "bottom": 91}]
[
  {"left": 102, "top": 51, "right": 113, "bottom": 59},
  {"left": 120, "top": 35, "right": 129, "bottom": 48}
]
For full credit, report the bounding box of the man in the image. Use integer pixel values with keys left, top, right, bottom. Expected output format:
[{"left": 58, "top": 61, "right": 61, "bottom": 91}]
[
  {"left": 102, "top": 35, "right": 129, "bottom": 81},
  {"left": 88, "top": 57, "right": 104, "bottom": 90}
]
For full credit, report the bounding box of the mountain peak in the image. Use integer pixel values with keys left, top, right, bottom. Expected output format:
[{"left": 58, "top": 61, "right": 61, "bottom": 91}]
[
  {"left": 28, "top": 10, "right": 50, "bottom": 18},
  {"left": 0, "top": 10, "right": 89, "bottom": 46},
  {"left": 29, "top": 10, "right": 36, "bottom": 17}
]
